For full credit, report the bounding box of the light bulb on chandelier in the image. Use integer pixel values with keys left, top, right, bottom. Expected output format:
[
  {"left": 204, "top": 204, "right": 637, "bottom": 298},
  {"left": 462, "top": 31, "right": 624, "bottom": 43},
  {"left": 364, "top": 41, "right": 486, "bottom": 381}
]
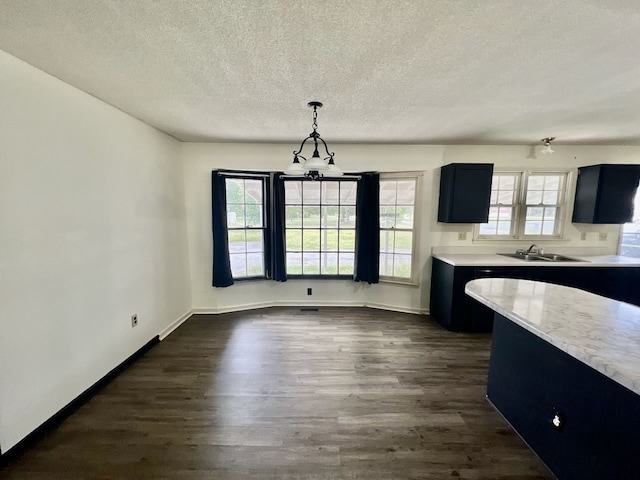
[{"left": 541, "top": 137, "right": 556, "bottom": 155}]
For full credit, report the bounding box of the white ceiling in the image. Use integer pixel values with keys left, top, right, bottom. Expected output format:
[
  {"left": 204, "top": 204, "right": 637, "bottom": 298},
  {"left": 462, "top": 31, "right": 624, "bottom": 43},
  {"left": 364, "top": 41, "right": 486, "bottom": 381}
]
[{"left": 1, "top": 1, "right": 640, "bottom": 145}]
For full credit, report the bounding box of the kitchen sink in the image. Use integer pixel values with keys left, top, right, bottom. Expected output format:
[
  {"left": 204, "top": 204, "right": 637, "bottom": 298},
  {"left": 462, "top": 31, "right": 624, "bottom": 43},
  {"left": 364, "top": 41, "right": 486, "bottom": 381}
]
[{"left": 498, "top": 253, "right": 586, "bottom": 262}]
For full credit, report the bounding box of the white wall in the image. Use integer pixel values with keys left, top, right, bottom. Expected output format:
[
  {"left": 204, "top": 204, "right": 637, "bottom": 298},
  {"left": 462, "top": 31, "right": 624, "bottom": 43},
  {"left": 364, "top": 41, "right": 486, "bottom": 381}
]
[
  {"left": 182, "top": 142, "right": 639, "bottom": 316},
  {"left": 0, "top": 51, "right": 191, "bottom": 451}
]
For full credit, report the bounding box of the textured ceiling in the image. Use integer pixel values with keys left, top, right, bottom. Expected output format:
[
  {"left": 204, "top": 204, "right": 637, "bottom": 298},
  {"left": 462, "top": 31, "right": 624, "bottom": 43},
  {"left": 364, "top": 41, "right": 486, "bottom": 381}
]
[{"left": 1, "top": 1, "right": 640, "bottom": 144}]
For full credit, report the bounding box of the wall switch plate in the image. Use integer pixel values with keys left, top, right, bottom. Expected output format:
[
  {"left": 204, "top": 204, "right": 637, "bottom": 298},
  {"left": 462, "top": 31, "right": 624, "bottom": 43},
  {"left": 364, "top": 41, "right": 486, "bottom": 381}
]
[
  {"left": 131, "top": 314, "right": 138, "bottom": 327},
  {"left": 599, "top": 232, "right": 608, "bottom": 241},
  {"left": 580, "top": 232, "right": 587, "bottom": 241},
  {"left": 307, "top": 288, "right": 312, "bottom": 296},
  {"left": 458, "top": 232, "right": 467, "bottom": 241}
]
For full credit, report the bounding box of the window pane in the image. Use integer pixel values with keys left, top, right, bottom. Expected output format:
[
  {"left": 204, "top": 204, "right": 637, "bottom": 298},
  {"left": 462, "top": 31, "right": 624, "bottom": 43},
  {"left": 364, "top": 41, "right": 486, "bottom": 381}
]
[
  {"left": 544, "top": 207, "right": 557, "bottom": 221},
  {"left": 321, "top": 206, "right": 339, "bottom": 228},
  {"left": 380, "top": 206, "right": 395, "bottom": 228},
  {"left": 379, "top": 181, "right": 397, "bottom": 205},
  {"left": 396, "top": 181, "right": 416, "bottom": 204},
  {"left": 543, "top": 190, "right": 559, "bottom": 204},
  {"left": 228, "top": 230, "right": 246, "bottom": 253},
  {"left": 302, "top": 252, "right": 320, "bottom": 274},
  {"left": 488, "top": 207, "right": 499, "bottom": 221},
  {"left": 498, "top": 190, "right": 514, "bottom": 204},
  {"left": 246, "top": 231, "right": 263, "bottom": 252},
  {"left": 247, "top": 253, "right": 264, "bottom": 276},
  {"left": 303, "top": 229, "right": 320, "bottom": 251},
  {"left": 245, "top": 204, "right": 262, "bottom": 228},
  {"left": 339, "top": 206, "right": 356, "bottom": 228},
  {"left": 393, "top": 254, "right": 412, "bottom": 278},
  {"left": 286, "top": 252, "right": 302, "bottom": 274},
  {"left": 339, "top": 230, "right": 355, "bottom": 251},
  {"left": 229, "top": 253, "right": 246, "bottom": 277},
  {"left": 497, "top": 207, "right": 512, "bottom": 221},
  {"left": 286, "top": 229, "right": 302, "bottom": 251},
  {"left": 394, "top": 232, "right": 413, "bottom": 254},
  {"left": 226, "top": 178, "right": 244, "bottom": 203},
  {"left": 321, "top": 252, "right": 338, "bottom": 274},
  {"left": 542, "top": 221, "right": 555, "bottom": 235},
  {"left": 497, "top": 221, "right": 512, "bottom": 235},
  {"left": 227, "top": 204, "right": 244, "bottom": 228},
  {"left": 528, "top": 176, "right": 544, "bottom": 190},
  {"left": 525, "top": 221, "right": 541, "bottom": 235},
  {"left": 321, "top": 229, "right": 339, "bottom": 251},
  {"left": 544, "top": 176, "right": 560, "bottom": 189},
  {"left": 499, "top": 176, "right": 515, "bottom": 189},
  {"left": 340, "top": 182, "right": 357, "bottom": 204},
  {"left": 338, "top": 253, "right": 354, "bottom": 274},
  {"left": 244, "top": 179, "right": 263, "bottom": 204},
  {"left": 303, "top": 182, "right": 321, "bottom": 204},
  {"left": 379, "top": 253, "right": 393, "bottom": 276},
  {"left": 380, "top": 230, "right": 394, "bottom": 253},
  {"left": 527, "top": 207, "right": 544, "bottom": 220},
  {"left": 285, "top": 181, "right": 302, "bottom": 204},
  {"left": 303, "top": 206, "right": 320, "bottom": 227},
  {"left": 479, "top": 222, "right": 498, "bottom": 235},
  {"left": 322, "top": 182, "right": 340, "bottom": 204},
  {"left": 286, "top": 206, "right": 302, "bottom": 227},
  {"left": 396, "top": 206, "right": 414, "bottom": 228},
  {"left": 490, "top": 191, "right": 498, "bottom": 204},
  {"left": 526, "top": 190, "right": 542, "bottom": 204}
]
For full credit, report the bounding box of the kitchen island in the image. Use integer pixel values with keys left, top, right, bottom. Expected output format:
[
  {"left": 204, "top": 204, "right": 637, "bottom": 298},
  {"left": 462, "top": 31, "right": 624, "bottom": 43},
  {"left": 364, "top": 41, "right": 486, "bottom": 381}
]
[{"left": 466, "top": 278, "right": 640, "bottom": 480}]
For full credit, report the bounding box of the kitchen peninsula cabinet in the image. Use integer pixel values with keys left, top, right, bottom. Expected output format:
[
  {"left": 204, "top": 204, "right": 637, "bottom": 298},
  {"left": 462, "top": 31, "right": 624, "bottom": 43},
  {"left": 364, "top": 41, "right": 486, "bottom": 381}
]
[{"left": 430, "top": 255, "right": 640, "bottom": 332}]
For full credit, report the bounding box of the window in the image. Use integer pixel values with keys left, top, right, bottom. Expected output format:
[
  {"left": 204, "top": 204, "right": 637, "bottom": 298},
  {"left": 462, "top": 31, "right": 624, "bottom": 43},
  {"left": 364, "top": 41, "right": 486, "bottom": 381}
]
[
  {"left": 225, "top": 176, "right": 268, "bottom": 279},
  {"left": 477, "top": 171, "right": 569, "bottom": 239},
  {"left": 620, "top": 185, "right": 640, "bottom": 258},
  {"left": 284, "top": 180, "right": 357, "bottom": 276},
  {"left": 379, "top": 175, "right": 419, "bottom": 281}
]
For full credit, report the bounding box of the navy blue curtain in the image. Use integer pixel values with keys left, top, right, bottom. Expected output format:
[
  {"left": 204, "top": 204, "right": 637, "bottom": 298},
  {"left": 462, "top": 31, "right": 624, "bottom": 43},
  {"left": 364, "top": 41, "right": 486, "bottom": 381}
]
[
  {"left": 271, "top": 173, "right": 288, "bottom": 281},
  {"left": 211, "top": 171, "right": 234, "bottom": 287},
  {"left": 354, "top": 172, "right": 380, "bottom": 284}
]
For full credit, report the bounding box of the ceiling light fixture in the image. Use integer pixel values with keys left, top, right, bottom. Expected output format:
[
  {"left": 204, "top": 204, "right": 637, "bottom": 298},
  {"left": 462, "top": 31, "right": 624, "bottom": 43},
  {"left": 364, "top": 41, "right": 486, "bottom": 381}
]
[
  {"left": 541, "top": 137, "right": 556, "bottom": 154},
  {"left": 286, "top": 101, "right": 342, "bottom": 180}
]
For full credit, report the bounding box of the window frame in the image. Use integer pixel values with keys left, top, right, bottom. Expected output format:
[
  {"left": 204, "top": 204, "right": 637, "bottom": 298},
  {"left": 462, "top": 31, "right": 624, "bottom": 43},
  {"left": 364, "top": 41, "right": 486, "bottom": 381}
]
[
  {"left": 379, "top": 172, "right": 422, "bottom": 286},
  {"left": 618, "top": 182, "right": 640, "bottom": 258},
  {"left": 474, "top": 170, "right": 571, "bottom": 241},
  {"left": 223, "top": 171, "right": 271, "bottom": 281},
  {"left": 283, "top": 177, "right": 358, "bottom": 279}
]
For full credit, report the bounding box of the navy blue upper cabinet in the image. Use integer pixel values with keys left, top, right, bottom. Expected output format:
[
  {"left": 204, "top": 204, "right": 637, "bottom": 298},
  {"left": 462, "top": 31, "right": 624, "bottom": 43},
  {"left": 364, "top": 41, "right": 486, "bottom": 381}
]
[
  {"left": 438, "top": 163, "right": 494, "bottom": 223},
  {"left": 572, "top": 164, "right": 640, "bottom": 224}
]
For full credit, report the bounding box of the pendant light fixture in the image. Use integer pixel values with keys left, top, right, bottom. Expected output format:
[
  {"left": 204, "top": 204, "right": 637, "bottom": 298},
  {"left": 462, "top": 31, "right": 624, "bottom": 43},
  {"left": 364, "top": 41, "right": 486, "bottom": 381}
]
[
  {"left": 541, "top": 137, "right": 556, "bottom": 154},
  {"left": 286, "top": 101, "right": 342, "bottom": 180}
]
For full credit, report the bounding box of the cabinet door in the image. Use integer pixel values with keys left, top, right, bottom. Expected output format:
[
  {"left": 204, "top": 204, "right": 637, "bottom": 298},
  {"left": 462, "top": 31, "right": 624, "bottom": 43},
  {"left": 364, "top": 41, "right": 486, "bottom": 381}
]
[
  {"left": 573, "top": 164, "right": 640, "bottom": 224},
  {"left": 438, "top": 163, "right": 493, "bottom": 223}
]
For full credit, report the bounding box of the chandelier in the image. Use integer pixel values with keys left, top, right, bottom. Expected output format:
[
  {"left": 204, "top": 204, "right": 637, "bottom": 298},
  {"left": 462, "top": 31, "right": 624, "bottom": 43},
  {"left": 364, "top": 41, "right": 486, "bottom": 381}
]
[{"left": 286, "top": 101, "right": 342, "bottom": 180}]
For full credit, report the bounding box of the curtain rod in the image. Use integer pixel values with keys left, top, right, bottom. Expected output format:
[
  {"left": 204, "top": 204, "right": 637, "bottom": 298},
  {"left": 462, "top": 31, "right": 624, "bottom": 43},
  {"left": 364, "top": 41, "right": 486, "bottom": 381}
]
[
  {"left": 217, "top": 171, "right": 271, "bottom": 178},
  {"left": 277, "top": 174, "right": 362, "bottom": 180}
]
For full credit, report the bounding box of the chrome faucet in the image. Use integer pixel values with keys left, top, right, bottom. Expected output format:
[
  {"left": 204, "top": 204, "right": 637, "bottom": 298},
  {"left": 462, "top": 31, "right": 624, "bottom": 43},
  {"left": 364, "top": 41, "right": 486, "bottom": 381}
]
[{"left": 526, "top": 244, "right": 540, "bottom": 254}]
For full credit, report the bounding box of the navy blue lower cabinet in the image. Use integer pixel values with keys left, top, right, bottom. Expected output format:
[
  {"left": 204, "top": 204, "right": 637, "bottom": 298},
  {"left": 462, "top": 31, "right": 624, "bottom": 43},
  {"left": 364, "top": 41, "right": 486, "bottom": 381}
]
[{"left": 487, "top": 314, "right": 640, "bottom": 479}]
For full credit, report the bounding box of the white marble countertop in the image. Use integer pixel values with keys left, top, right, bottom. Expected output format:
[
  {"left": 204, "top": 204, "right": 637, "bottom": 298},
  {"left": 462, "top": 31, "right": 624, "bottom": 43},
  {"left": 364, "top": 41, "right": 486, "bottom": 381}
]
[
  {"left": 434, "top": 253, "right": 640, "bottom": 267},
  {"left": 466, "top": 278, "right": 640, "bottom": 396}
]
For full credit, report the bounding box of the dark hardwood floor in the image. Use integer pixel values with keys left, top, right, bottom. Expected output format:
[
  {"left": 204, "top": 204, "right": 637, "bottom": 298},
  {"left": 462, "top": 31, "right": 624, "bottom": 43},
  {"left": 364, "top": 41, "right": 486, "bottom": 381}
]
[{"left": 1, "top": 307, "right": 551, "bottom": 479}]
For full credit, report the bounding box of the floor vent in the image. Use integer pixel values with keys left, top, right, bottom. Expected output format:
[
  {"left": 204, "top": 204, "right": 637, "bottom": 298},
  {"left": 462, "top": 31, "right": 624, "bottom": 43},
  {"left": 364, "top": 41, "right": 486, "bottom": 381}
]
[{"left": 300, "top": 308, "right": 319, "bottom": 312}]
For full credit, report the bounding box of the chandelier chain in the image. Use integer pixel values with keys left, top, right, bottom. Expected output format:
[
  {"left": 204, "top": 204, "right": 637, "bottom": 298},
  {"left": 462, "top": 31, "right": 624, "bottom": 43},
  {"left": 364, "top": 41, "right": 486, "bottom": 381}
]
[{"left": 312, "top": 106, "right": 318, "bottom": 132}]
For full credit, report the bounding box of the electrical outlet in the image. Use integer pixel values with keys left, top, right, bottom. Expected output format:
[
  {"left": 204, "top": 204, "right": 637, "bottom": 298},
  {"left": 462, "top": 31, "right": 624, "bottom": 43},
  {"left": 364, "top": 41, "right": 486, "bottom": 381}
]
[
  {"left": 458, "top": 232, "right": 467, "bottom": 241},
  {"left": 599, "top": 232, "right": 608, "bottom": 241},
  {"left": 580, "top": 232, "right": 587, "bottom": 241},
  {"left": 131, "top": 314, "right": 138, "bottom": 328},
  {"left": 307, "top": 288, "right": 312, "bottom": 296}
]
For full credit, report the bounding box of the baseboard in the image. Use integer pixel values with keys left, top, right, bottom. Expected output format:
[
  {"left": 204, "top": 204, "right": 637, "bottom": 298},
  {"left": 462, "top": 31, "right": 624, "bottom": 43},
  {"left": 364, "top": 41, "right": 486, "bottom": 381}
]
[
  {"left": 192, "top": 301, "right": 427, "bottom": 316},
  {"left": 159, "top": 309, "right": 193, "bottom": 340},
  {"left": 0, "top": 336, "right": 159, "bottom": 468}
]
